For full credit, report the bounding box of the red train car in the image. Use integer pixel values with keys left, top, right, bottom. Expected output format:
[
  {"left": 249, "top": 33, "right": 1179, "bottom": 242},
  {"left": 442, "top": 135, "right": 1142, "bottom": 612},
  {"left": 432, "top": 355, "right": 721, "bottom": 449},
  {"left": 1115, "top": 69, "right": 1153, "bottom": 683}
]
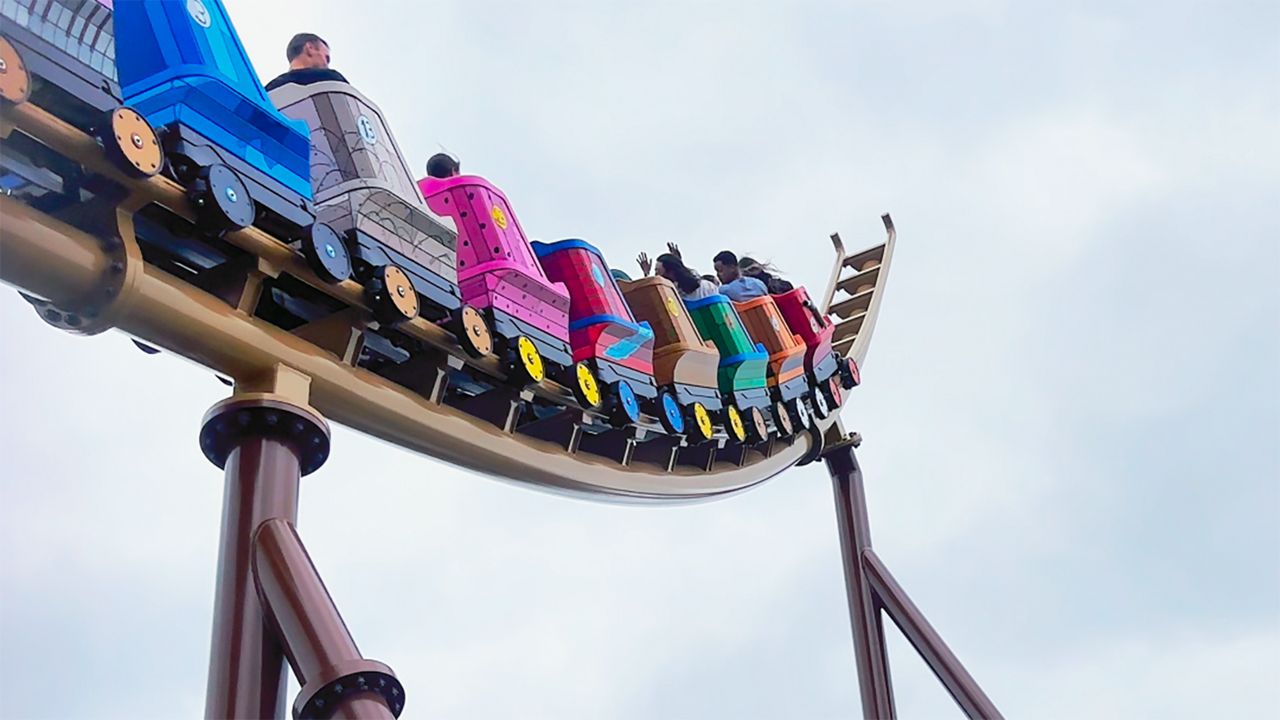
[
  {"left": 773, "top": 286, "right": 847, "bottom": 416},
  {"left": 532, "top": 239, "right": 677, "bottom": 430}
]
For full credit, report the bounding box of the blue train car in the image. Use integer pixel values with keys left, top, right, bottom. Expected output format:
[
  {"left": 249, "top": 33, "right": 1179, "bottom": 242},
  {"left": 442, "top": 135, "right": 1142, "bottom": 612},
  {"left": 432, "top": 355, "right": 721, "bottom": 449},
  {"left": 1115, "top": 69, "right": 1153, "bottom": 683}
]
[{"left": 114, "top": 0, "right": 313, "bottom": 233}]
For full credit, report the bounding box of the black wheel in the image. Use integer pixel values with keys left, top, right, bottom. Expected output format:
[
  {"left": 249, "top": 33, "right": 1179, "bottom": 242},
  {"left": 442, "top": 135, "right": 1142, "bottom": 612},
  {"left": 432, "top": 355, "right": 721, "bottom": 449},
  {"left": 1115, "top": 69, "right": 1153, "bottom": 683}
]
[
  {"left": 655, "top": 388, "right": 685, "bottom": 435},
  {"left": 451, "top": 305, "right": 493, "bottom": 358},
  {"left": 365, "top": 264, "right": 419, "bottom": 324},
  {"left": 771, "top": 399, "right": 794, "bottom": 438},
  {"left": 504, "top": 335, "right": 545, "bottom": 386},
  {"left": 301, "top": 222, "right": 352, "bottom": 284},
  {"left": 743, "top": 405, "right": 770, "bottom": 444},
  {"left": 0, "top": 36, "right": 30, "bottom": 104},
  {"left": 99, "top": 106, "right": 163, "bottom": 178},
  {"left": 189, "top": 163, "right": 255, "bottom": 231},
  {"left": 786, "top": 396, "right": 811, "bottom": 431},
  {"left": 685, "top": 402, "right": 714, "bottom": 444},
  {"left": 608, "top": 380, "right": 641, "bottom": 428}
]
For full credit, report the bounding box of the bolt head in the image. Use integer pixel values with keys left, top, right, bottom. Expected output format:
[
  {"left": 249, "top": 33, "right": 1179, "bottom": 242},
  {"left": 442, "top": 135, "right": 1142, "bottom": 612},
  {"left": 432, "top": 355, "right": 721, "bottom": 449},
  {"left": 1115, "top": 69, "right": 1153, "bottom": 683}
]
[
  {"left": 325, "top": 243, "right": 336, "bottom": 258},
  {"left": 395, "top": 285, "right": 406, "bottom": 297},
  {"left": 130, "top": 132, "right": 144, "bottom": 149},
  {"left": 225, "top": 187, "right": 238, "bottom": 203}
]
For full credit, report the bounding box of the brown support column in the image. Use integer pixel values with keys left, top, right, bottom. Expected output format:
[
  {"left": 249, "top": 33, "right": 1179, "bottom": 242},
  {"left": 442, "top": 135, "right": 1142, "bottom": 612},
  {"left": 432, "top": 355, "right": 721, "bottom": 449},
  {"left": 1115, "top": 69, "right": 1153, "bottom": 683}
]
[
  {"left": 825, "top": 442, "right": 896, "bottom": 719},
  {"left": 254, "top": 519, "right": 402, "bottom": 719},
  {"left": 199, "top": 396, "right": 332, "bottom": 720},
  {"left": 864, "top": 550, "right": 1003, "bottom": 719}
]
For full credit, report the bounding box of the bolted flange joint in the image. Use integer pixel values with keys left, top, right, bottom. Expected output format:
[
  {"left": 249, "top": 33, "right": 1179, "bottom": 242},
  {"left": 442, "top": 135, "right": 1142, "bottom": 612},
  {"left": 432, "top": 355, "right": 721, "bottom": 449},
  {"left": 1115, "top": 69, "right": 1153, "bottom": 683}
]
[
  {"left": 199, "top": 396, "right": 330, "bottom": 476},
  {"left": 294, "top": 659, "right": 405, "bottom": 719}
]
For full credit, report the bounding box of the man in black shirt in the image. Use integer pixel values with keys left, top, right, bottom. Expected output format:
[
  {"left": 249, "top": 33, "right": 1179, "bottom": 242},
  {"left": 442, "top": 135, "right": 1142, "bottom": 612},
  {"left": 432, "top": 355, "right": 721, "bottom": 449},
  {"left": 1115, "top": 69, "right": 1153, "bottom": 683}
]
[{"left": 264, "top": 33, "right": 348, "bottom": 91}]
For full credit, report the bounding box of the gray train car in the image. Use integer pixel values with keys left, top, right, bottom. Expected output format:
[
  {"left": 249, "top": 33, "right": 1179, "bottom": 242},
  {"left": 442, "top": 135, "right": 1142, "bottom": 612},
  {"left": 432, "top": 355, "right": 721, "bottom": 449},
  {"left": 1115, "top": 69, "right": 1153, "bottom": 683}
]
[{"left": 269, "top": 80, "right": 461, "bottom": 319}]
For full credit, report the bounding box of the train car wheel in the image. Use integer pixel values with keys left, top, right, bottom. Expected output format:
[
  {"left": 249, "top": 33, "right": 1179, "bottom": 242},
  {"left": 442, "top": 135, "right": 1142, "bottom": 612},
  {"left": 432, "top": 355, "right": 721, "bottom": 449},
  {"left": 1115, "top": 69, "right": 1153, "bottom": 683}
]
[
  {"left": 656, "top": 389, "right": 685, "bottom": 435},
  {"left": 608, "top": 381, "right": 641, "bottom": 428},
  {"left": 838, "top": 356, "right": 861, "bottom": 389},
  {"left": 787, "top": 397, "right": 812, "bottom": 430},
  {"left": 452, "top": 305, "right": 493, "bottom": 358},
  {"left": 809, "top": 386, "right": 832, "bottom": 420},
  {"left": 724, "top": 405, "right": 747, "bottom": 443},
  {"left": 572, "top": 361, "right": 601, "bottom": 409},
  {"left": 744, "top": 406, "right": 770, "bottom": 444},
  {"left": 0, "top": 37, "right": 30, "bottom": 104},
  {"left": 301, "top": 222, "right": 352, "bottom": 284},
  {"left": 366, "top": 264, "right": 419, "bottom": 324},
  {"left": 507, "top": 335, "right": 545, "bottom": 385},
  {"left": 189, "top": 164, "right": 255, "bottom": 231},
  {"left": 99, "top": 107, "right": 163, "bottom": 178},
  {"left": 823, "top": 375, "right": 843, "bottom": 410},
  {"left": 687, "top": 402, "right": 714, "bottom": 444},
  {"left": 771, "top": 399, "right": 794, "bottom": 438}
]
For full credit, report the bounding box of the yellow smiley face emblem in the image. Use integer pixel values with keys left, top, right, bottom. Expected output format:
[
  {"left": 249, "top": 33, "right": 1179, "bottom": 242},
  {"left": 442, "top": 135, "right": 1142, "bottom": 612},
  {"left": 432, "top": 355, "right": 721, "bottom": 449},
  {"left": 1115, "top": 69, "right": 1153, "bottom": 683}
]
[
  {"left": 664, "top": 295, "right": 681, "bottom": 320},
  {"left": 491, "top": 204, "right": 508, "bottom": 230}
]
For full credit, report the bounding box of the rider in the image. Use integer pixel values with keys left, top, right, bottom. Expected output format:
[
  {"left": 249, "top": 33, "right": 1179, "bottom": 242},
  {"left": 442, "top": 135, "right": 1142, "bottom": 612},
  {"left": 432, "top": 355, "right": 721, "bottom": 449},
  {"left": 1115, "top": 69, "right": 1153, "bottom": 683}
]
[
  {"left": 712, "top": 251, "right": 768, "bottom": 302},
  {"left": 739, "top": 256, "right": 794, "bottom": 294},
  {"left": 265, "top": 33, "right": 349, "bottom": 91},
  {"left": 425, "top": 153, "right": 461, "bottom": 179}
]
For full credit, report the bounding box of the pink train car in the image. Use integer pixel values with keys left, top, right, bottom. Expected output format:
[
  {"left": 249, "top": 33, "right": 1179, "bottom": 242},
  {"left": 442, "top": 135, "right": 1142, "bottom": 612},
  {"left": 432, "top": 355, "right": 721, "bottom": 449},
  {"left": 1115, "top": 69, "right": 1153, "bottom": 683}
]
[{"left": 418, "top": 175, "right": 574, "bottom": 371}]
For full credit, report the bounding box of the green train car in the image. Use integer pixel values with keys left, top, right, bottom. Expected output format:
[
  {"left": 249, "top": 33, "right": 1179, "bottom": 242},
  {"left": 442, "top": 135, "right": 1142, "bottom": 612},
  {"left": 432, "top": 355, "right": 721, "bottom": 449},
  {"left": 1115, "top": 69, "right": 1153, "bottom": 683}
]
[{"left": 686, "top": 295, "right": 771, "bottom": 442}]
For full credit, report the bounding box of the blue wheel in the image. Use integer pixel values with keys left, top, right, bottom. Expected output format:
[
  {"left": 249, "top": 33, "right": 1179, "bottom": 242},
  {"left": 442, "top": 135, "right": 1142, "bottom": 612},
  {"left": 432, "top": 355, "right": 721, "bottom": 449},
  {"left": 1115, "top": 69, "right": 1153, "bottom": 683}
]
[
  {"left": 657, "top": 389, "right": 685, "bottom": 435},
  {"left": 609, "top": 380, "right": 641, "bottom": 427}
]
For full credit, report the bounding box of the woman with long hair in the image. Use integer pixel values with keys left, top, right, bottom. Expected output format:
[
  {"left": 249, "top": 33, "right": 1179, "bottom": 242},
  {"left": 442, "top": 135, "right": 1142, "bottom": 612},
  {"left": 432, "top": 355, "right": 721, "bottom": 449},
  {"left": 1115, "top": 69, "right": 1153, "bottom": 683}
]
[
  {"left": 636, "top": 251, "right": 718, "bottom": 300},
  {"left": 739, "top": 256, "right": 794, "bottom": 294}
]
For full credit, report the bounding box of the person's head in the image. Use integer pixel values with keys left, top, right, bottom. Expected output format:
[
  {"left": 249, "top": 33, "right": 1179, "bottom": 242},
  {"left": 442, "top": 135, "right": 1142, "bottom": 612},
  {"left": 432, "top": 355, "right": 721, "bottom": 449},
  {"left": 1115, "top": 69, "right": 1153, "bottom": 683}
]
[
  {"left": 713, "top": 250, "right": 740, "bottom": 283},
  {"left": 739, "top": 256, "right": 775, "bottom": 279},
  {"left": 286, "top": 33, "right": 331, "bottom": 70},
  {"left": 700, "top": 273, "right": 720, "bottom": 287},
  {"left": 655, "top": 253, "right": 701, "bottom": 295},
  {"left": 426, "top": 153, "right": 461, "bottom": 179}
]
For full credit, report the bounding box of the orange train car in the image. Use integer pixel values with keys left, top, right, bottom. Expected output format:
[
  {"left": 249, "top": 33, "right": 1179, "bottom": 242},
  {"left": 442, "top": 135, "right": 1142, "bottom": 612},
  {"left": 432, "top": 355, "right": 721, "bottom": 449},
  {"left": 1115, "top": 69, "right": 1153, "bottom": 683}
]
[
  {"left": 733, "top": 295, "right": 813, "bottom": 432},
  {"left": 618, "top": 276, "right": 720, "bottom": 442}
]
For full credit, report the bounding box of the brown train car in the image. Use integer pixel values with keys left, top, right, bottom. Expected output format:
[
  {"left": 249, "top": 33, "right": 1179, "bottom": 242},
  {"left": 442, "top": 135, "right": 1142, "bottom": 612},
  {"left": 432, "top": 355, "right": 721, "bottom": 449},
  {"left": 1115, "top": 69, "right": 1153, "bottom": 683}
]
[
  {"left": 734, "top": 295, "right": 812, "bottom": 429},
  {"left": 618, "top": 276, "right": 722, "bottom": 439}
]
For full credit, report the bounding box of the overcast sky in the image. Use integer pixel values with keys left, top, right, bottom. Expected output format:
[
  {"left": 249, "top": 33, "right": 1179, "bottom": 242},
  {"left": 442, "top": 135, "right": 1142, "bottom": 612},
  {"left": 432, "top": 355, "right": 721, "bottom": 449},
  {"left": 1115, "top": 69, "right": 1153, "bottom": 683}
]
[{"left": 1, "top": 0, "right": 1277, "bottom": 718}]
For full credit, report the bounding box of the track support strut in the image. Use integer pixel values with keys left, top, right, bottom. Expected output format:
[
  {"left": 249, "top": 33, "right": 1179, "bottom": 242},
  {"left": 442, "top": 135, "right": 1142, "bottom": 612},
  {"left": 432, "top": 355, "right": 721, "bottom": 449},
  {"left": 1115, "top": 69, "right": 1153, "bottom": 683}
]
[{"left": 823, "top": 440, "right": 1002, "bottom": 719}]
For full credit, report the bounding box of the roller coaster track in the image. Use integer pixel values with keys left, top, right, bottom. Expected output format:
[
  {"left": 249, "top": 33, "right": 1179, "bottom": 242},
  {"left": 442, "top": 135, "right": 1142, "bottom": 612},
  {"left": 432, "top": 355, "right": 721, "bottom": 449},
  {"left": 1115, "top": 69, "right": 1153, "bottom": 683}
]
[
  {"left": 0, "top": 67, "right": 1007, "bottom": 720},
  {"left": 0, "top": 99, "right": 897, "bottom": 504}
]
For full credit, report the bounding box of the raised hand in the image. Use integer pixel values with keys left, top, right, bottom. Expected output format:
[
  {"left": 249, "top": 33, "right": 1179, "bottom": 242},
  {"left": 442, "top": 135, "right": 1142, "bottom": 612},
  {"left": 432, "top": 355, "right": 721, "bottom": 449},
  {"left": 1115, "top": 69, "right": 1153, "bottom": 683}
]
[
  {"left": 666, "top": 242, "right": 682, "bottom": 259},
  {"left": 637, "top": 252, "right": 653, "bottom": 277}
]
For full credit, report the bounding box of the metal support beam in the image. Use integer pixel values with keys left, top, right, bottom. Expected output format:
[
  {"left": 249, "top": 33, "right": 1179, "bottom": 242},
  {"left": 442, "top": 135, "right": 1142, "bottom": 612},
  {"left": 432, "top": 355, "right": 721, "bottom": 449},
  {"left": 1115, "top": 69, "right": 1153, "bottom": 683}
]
[
  {"left": 824, "top": 441, "right": 1001, "bottom": 720},
  {"left": 202, "top": 407, "right": 305, "bottom": 719},
  {"left": 197, "top": 393, "right": 402, "bottom": 718},
  {"left": 864, "top": 550, "right": 1003, "bottom": 719},
  {"left": 826, "top": 443, "right": 896, "bottom": 719}
]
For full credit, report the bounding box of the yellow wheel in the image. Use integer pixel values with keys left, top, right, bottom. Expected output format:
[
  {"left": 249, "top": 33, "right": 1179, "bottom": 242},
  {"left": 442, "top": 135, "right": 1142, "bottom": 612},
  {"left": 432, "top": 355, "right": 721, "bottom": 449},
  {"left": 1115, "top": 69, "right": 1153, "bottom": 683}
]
[
  {"left": 0, "top": 36, "right": 30, "bottom": 105},
  {"left": 689, "top": 402, "right": 714, "bottom": 443},
  {"left": 511, "top": 335, "right": 544, "bottom": 385},
  {"left": 725, "top": 405, "right": 746, "bottom": 443},
  {"left": 573, "top": 361, "right": 601, "bottom": 409}
]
